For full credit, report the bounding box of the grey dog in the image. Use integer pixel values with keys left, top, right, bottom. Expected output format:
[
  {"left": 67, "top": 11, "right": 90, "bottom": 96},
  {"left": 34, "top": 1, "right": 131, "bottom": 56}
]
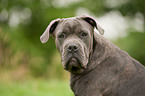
[{"left": 40, "top": 16, "right": 145, "bottom": 96}]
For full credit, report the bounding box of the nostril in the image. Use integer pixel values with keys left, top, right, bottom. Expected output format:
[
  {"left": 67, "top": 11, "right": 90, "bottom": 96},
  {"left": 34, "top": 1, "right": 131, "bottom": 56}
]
[
  {"left": 73, "top": 45, "right": 78, "bottom": 51},
  {"left": 68, "top": 46, "right": 72, "bottom": 51},
  {"left": 67, "top": 44, "right": 78, "bottom": 52}
]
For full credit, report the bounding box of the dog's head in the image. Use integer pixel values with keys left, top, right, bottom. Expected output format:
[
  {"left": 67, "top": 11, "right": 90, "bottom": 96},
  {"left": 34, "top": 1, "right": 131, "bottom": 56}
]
[{"left": 40, "top": 16, "right": 104, "bottom": 74}]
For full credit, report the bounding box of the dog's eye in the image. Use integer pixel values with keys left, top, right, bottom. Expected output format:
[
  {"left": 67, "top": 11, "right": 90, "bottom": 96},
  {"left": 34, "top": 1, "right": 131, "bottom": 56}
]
[
  {"left": 58, "top": 33, "right": 65, "bottom": 39},
  {"left": 81, "top": 32, "right": 88, "bottom": 37}
]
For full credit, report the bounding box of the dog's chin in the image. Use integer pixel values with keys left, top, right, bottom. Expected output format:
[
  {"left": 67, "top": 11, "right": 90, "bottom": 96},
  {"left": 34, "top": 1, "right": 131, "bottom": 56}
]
[
  {"left": 64, "top": 57, "right": 86, "bottom": 74},
  {"left": 70, "top": 67, "right": 85, "bottom": 74}
]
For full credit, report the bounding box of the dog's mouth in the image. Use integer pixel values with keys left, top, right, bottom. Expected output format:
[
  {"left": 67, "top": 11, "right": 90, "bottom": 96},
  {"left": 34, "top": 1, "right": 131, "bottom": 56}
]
[{"left": 64, "top": 57, "right": 86, "bottom": 74}]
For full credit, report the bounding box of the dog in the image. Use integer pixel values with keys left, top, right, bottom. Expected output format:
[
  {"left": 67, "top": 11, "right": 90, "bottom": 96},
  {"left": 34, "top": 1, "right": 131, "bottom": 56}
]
[{"left": 40, "top": 16, "right": 145, "bottom": 96}]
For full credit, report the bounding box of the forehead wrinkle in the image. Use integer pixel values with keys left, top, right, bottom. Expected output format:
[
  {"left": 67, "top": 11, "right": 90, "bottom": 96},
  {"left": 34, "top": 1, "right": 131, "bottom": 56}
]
[
  {"left": 62, "top": 19, "right": 82, "bottom": 33},
  {"left": 64, "top": 22, "right": 71, "bottom": 32},
  {"left": 73, "top": 19, "right": 82, "bottom": 30}
]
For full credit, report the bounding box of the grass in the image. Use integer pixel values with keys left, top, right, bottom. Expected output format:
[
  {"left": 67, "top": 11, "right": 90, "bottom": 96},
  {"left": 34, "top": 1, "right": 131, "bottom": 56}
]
[{"left": 0, "top": 79, "right": 74, "bottom": 96}]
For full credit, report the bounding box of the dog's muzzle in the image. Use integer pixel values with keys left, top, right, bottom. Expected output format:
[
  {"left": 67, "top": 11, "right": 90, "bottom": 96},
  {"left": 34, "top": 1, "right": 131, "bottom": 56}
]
[{"left": 62, "top": 42, "right": 87, "bottom": 74}]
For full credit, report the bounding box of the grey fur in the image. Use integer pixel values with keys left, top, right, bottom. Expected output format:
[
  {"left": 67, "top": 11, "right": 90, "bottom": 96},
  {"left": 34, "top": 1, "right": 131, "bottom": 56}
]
[
  {"left": 40, "top": 16, "right": 145, "bottom": 96},
  {"left": 71, "top": 32, "right": 145, "bottom": 96}
]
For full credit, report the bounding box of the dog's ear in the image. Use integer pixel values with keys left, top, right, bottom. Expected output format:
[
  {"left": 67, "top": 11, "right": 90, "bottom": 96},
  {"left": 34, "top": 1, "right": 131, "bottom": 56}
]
[
  {"left": 80, "top": 16, "right": 104, "bottom": 35},
  {"left": 40, "top": 18, "right": 60, "bottom": 43}
]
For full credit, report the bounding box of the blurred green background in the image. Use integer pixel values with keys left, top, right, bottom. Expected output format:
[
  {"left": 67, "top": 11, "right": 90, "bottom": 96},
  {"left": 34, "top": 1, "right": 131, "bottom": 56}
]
[{"left": 0, "top": 0, "right": 145, "bottom": 96}]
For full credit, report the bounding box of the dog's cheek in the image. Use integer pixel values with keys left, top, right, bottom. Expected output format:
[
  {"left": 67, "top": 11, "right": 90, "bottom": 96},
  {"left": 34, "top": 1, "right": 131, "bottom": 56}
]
[
  {"left": 84, "top": 44, "right": 90, "bottom": 59},
  {"left": 82, "top": 58, "right": 88, "bottom": 68},
  {"left": 80, "top": 45, "right": 89, "bottom": 67},
  {"left": 55, "top": 39, "right": 62, "bottom": 53},
  {"left": 60, "top": 45, "right": 67, "bottom": 67}
]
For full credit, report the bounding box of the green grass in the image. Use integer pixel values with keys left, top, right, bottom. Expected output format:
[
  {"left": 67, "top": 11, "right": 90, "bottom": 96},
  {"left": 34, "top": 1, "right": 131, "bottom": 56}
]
[{"left": 0, "top": 80, "right": 74, "bottom": 96}]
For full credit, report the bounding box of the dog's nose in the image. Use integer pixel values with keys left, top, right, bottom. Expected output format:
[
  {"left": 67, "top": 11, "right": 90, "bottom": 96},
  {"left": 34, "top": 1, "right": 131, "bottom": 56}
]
[{"left": 67, "top": 43, "right": 78, "bottom": 52}]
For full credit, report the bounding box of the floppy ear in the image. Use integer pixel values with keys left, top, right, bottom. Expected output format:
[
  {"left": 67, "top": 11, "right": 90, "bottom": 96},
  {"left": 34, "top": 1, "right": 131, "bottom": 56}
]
[
  {"left": 80, "top": 16, "right": 104, "bottom": 35},
  {"left": 40, "top": 18, "right": 60, "bottom": 43}
]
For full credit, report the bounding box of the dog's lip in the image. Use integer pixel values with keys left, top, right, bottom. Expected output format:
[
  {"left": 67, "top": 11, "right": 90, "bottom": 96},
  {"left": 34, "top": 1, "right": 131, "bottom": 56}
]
[
  {"left": 67, "top": 57, "right": 79, "bottom": 67},
  {"left": 64, "top": 57, "right": 78, "bottom": 70},
  {"left": 64, "top": 57, "right": 86, "bottom": 71},
  {"left": 70, "top": 58, "right": 77, "bottom": 63}
]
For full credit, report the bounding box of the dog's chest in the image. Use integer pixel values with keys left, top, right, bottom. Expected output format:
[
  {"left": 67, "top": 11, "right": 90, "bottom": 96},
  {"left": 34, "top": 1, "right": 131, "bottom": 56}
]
[
  {"left": 71, "top": 74, "right": 108, "bottom": 96},
  {"left": 72, "top": 78, "right": 106, "bottom": 96}
]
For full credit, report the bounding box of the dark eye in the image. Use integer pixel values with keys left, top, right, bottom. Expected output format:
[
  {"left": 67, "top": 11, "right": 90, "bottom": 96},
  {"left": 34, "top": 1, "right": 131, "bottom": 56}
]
[
  {"left": 81, "top": 32, "right": 88, "bottom": 37},
  {"left": 58, "top": 33, "right": 65, "bottom": 39}
]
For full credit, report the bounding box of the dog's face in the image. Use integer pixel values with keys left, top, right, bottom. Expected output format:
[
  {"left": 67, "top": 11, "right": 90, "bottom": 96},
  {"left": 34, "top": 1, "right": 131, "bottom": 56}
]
[
  {"left": 54, "top": 19, "right": 94, "bottom": 74},
  {"left": 40, "top": 16, "right": 104, "bottom": 74}
]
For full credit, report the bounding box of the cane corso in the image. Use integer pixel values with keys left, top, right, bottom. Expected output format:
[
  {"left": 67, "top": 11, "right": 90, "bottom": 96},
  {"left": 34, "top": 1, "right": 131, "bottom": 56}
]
[{"left": 40, "top": 16, "right": 145, "bottom": 96}]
